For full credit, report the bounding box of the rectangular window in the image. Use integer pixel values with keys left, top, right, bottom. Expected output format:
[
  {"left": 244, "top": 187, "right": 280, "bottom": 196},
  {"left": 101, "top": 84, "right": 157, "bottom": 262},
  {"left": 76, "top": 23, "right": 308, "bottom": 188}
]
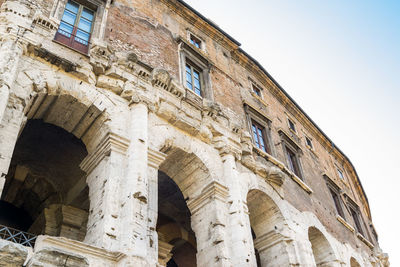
[
  {"left": 337, "top": 168, "right": 345, "bottom": 180},
  {"left": 306, "top": 136, "right": 313, "bottom": 148},
  {"left": 189, "top": 34, "right": 202, "bottom": 49},
  {"left": 329, "top": 188, "right": 345, "bottom": 218},
  {"left": 185, "top": 63, "right": 202, "bottom": 96},
  {"left": 251, "top": 120, "right": 269, "bottom": 153},
  {"left": 252, "top": 84, "right": 262, "bottom": 97},
  {"left": 54, "top": 0, "right": 94, "bottom": 54},
  {"left": 286, "top": 146, "right": 302, "bottom": 178},
  {"left": 288, "top": 119, "right": 296, "bottom": 132},
  {"left": 350, "top": 206, "right": 364, "bottom": 235}
]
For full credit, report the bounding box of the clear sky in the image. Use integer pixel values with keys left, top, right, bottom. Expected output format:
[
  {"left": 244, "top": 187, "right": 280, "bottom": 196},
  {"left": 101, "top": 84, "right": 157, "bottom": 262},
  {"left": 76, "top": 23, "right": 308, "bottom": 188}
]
[{"left": 183, "top": 0, "right": 400, "bottom": 265}]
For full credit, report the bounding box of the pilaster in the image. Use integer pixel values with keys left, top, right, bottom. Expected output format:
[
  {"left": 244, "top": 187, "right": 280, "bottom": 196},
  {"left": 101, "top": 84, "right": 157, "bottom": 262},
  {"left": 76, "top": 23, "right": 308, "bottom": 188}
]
[
  {"left": 187, "top": 181, "right": 231, "bottom": 267},
  {"left": 214, "top": 136, "right": 255, "bottom": 266},
  {"left": 81, "top": 132, "right": 129, "bottom": 251},
  {"left": 147, "top": 148, "right": 167, "bottom": 265}
]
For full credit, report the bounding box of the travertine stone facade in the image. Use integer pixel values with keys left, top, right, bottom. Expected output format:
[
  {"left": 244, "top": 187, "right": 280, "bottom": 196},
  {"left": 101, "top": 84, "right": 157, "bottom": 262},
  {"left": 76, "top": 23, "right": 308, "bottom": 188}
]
[{"left": 0, "top": 0, "right": 389, "bottom": 266}]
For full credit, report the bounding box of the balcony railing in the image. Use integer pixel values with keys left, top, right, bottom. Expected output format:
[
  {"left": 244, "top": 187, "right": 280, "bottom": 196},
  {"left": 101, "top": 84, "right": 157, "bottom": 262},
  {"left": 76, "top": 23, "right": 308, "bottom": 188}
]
[{"left": 0, "top": 224, "right": 37, "bottom": 248}]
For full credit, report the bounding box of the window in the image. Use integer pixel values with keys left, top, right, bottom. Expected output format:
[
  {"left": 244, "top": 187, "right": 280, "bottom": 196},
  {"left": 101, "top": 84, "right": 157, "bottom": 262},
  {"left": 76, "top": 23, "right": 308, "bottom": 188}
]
[
  {"left": 185, "top": 62, "right": 202, "bottom": 96},
  {"left": 329, "top": 188, "right": 345, "bottom": 218},
  {"left": 179, "top": 39, "right": 212, "bottom": 101},
  {"left": 324, "top": 175, "right": 345, "bottom": 218},
  {"left": 349, "top": 206, "right": 364, "bottom": 235},
  {"left": 251, "top": 120, "right": 269, "bottom": 153},
  {"left": 305, "top": 136, "right": 313, "bottom": 148},
  {"left": 286, "top": 146, "right": 302, "bottom": 179},
  {"left": 189, "top": 34, "right": 202, "bottom": 49},
  {"left": 288, "top": 119, "right": 296, "bottom": 132},
  {"left": 337, "top": 168, "right": 345, "bottom": 180},
  {"left": 252, "top": 83, "right": 262, "bottom": 97},
  {"left": 54, "top": 0, "right": 94, "bottom": 54}
]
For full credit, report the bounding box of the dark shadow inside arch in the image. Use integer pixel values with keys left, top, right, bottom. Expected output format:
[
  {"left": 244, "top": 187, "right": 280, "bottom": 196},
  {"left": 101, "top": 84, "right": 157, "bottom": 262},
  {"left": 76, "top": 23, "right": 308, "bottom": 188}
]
[
  {"left": 157, "top": 170, "right": 196, "bottom": 267},
  {"left": 0, "top": 119, "right": 89, "bottom": 241}
]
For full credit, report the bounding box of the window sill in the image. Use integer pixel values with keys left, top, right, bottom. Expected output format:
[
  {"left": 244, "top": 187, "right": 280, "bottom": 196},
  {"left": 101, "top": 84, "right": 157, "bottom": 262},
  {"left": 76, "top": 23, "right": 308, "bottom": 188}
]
[
  {"left": 184, "top": 87, "right": 203, "bottom": 108},
  {"left": 253, "top": 145, "right": 313, "bottom": 194},
  {"left": 356, "top": 232, "right": 374, "bottom": 249},
  {"left": 336, "top": 215, "right": 355, "bottom": 232},
  {"left": 52, "top": 39, "right": 90, "bottom": 57}
]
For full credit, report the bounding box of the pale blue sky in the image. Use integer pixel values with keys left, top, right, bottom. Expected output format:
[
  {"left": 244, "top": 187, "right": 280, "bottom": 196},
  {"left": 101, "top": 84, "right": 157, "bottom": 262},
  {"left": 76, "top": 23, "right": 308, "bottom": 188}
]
[{"left": 184, "top": 0, "right": 400, "bottom": 265}]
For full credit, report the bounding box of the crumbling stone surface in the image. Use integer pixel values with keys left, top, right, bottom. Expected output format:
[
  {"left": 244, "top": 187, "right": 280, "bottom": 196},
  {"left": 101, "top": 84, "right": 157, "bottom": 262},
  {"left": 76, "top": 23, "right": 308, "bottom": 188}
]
[
  {"left": 28, "top": 248, "right": 89, "bottom": 267},
  {"left": 0, "top": 239, "right": 28, "bottom": 267}
]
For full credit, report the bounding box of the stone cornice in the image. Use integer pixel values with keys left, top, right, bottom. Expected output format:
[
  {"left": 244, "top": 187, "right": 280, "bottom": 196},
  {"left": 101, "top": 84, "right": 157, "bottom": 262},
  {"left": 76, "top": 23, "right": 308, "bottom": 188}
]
[
  {"left": 160, "top": 0, "right": 240, "bottom": 51},
  {"left": 36, "top": 235, "right": 126, "bottom": 262},
  {"left": 80, "top": 132, "right": 130, "bottom": 174},
  {"left": 254, "top": 230, "right": 292, "bottom": 253},
  {"left": 187, "top": 181, "right": 229, "bottom": 215},
  {"left": 148, "top": 148, "right": 167, "bottom": 169}
]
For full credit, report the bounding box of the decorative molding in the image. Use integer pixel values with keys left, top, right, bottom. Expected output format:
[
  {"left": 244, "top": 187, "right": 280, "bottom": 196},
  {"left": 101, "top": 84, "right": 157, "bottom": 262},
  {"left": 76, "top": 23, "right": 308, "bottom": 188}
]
[
  {"left": 254, "top": 230, "right": 291, "bottom": 253},
  {"left": 213, "top": 136, "right": 241, "bottom": 160},
  {"left": 80, "top": 132, "right": 130, "bottom": 174},
  {"left": 336, "top": 215, "right": 355, "bottom": 233},
  {"left": 158, "top": 240, "right": 174, "bottom": 266},
  {"left": 187, "top": 181, "right": 229, "bottom": 215},
  {"left": 148, "top": 148, "right": 166, "bottom": 169},
  {"left": 36, "top": 235, "right": 126, "bottom": 262}
]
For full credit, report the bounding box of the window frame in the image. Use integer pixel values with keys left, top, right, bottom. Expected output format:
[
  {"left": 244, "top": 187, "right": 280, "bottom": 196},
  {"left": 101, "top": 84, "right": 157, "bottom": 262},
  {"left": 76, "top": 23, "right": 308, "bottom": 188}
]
[
  {"left": 279, "top": 130, "right": 304, "bottom": 180},
  {"left": 288, "top": 118, "right": 296, "bottom": 133},
  {"left": 244, "top": 104, "right": 274, "bottom": 156},
  {"left": 251, "top": 120, "right": 270, "bottom": 154},
  {"left": 251, "top": 83, "right": 262, "bottom": 98},
  {"left": 324, "top": 175, "right": 346, "bottom": 219},
  {"left": 185, "top": 60, "right": 203, "bottom": 97},
  {"left": 189, "top": 33, "right": 202, "bottom": 49},
  {"left": 179, "top": 39, "right": 213, "bottom": 101},
  {"left": 53, "top": 0, "right": 102, "bottom": 54},
  {"left": 305, "top": 136, "right": 313, "bottom": 149},
  {"left": 346, "top": 196, "right": 366, "bottom": 236}
]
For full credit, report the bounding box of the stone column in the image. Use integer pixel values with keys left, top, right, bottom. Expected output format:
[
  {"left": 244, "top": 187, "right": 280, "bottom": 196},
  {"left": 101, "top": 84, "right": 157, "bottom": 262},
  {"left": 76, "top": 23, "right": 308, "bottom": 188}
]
[
  {"left": 147, "top": 148, "right": 167, "bottom": 265},
  {"left": 0, "top": 97, "right": 25, "bottom": 196},
  {"left": 188, "top": 181, "right": 231, "bottom": 267},
  {"left": 118, "top": 101, "right": 150, "bottom": 262},
  {"left": 81, "top": 132, "right": 130, "bottom": 251},
  {"left": 214, "top": 137, "right": 255, "bottom": 266},
  {"left": 0, "top": 37, "right": 26, "bottom": 124}
]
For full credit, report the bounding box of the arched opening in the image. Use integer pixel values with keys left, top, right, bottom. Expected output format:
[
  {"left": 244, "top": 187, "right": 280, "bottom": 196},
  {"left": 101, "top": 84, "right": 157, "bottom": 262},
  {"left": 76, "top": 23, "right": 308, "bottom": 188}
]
[
  {"left": 308, "top": 227, "right": 337, "bottom": 266},
  {"left": 157, "top": 171, "right": 196, "bottom": 267},
  {"left": 0, "top": 120, "right": 89, "bottom": 242},
  {"left": 156, "top": 147, "right": 214, "bottom": 267},
  {"left": 350, "top": 257, "right": 362, "bottom": 267},
  {"left": 246, "top": 189, "right": 289, "bottom": 267}
]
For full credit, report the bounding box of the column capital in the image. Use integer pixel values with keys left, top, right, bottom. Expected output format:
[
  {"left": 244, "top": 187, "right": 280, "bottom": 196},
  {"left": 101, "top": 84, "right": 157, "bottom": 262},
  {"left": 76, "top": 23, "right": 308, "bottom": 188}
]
[
  {"left": 187, "top": 181, "right": 229, "bottom": 215},
  {"left": 80, "top": 132, "right": 130, "bottom": 174},
  {"left": 213, "top": 136, "right": 242, "bottom": 160},
  {"left": 254, "top": 230, "right": 292, "bottom": 253},
  {"left": 148, "top": 148, "right": 166, "bottom": 169}
]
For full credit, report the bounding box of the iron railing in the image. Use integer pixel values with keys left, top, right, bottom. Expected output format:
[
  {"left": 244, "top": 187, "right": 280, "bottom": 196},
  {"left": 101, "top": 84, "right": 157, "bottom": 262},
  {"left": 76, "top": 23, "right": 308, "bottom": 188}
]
[{"left": 0, "top": 224, "right": 37, "bottom": 248}]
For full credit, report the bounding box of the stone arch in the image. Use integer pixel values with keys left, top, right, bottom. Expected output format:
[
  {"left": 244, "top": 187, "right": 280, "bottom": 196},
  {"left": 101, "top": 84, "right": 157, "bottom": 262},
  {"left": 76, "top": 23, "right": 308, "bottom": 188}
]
[
  {"left": 246, "top": 189, "right": 293, "bottom": 267},
  {"left": 350, "top": 257, "right": 362, "bottom": 267},
  {"left": 308, "top": 226, "right": 337, "bottom": 266},
  {"left": 159, "top": 146, "right": 214, "bottom": 201},
  {"left": 1, "top": 119, "right": 89, "bottom": 241}
]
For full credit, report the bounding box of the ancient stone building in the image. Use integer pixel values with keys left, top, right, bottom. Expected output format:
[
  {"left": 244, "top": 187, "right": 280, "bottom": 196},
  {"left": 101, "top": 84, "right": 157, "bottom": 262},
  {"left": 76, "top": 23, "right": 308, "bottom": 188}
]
[{"left": 0, "top": 0, "right": 390, "bottom": 266}]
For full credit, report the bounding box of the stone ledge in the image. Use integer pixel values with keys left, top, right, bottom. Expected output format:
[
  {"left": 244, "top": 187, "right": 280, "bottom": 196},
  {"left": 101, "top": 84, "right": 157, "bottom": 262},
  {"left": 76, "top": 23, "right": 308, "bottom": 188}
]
[
  {"left": 357, "top": 232, "right": 374, "bottom": 249},
  {"left": 336, "top": 215, "right": 355, "bottom": 232},
  {"left": 35, "top": 236, "right": 126, "bottom": 263},
  {"left": 253, "top": 146, "right": 312, "bottom": 194}
]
